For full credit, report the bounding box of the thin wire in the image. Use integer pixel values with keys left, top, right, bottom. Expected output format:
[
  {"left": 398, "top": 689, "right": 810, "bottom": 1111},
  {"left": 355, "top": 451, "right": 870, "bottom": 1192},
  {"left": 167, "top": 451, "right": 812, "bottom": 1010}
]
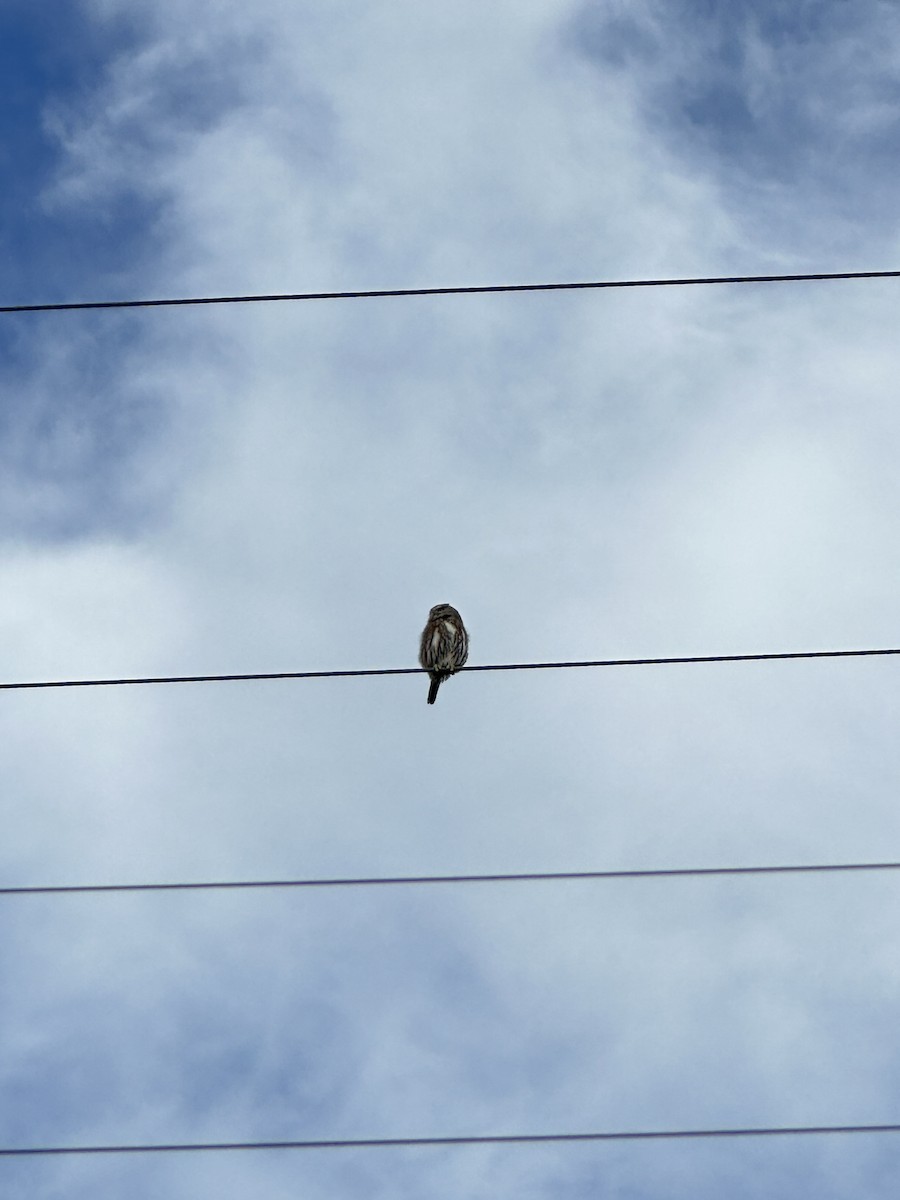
[
  {"left": 1, "top": 646, "right": 898, "bottom": 691},
  {"left": 4, "top": 859, "right": 900, "bottom": 898},
  {"left": 3, "top": 1124, "right": 900, "bottom": 1156},
  {"left": 3, "top": 268, "right": 900, "bottom": 315}
]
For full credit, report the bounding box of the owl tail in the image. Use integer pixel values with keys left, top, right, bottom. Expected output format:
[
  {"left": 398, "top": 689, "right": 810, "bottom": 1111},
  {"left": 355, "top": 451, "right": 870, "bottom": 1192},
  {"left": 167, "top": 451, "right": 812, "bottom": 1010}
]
[{"left": 427, "top": 675, "right": 442, "bottom": 705}]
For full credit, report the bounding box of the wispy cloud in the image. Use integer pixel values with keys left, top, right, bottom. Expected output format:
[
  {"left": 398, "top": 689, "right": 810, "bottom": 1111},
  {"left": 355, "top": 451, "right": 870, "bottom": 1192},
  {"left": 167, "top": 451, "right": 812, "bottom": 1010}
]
[{"left": 2, "top": 2, "right": 900, "bottom": 1197}]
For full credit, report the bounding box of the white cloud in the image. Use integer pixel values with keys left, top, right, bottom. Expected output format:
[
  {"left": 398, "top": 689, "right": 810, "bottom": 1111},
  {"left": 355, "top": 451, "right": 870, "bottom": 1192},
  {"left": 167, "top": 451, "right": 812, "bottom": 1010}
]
[{"left": 4, "top": 2, "right": 900, "bottom": 1197}]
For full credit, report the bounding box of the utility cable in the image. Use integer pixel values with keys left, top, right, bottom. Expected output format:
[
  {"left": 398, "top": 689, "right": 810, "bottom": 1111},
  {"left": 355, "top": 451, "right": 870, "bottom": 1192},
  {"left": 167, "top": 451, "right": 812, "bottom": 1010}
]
[
  {"left": 3, "top": 1123, "right": 900, "bottom": 1156},
  {"left": 1, "top": 646, "right": 898, "bottom": 691},
  {"left": 2, "top": 268, "right": 900, "bottom": 315},
  {"left": 4, "top": 858, "right": 900, "bottom": 898}
]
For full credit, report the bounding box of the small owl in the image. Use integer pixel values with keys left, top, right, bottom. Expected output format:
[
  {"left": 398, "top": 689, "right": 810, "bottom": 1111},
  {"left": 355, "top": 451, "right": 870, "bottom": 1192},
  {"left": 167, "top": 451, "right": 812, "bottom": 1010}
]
[{"left": 419, "top": 603, "right": 469, "bottom": 705}]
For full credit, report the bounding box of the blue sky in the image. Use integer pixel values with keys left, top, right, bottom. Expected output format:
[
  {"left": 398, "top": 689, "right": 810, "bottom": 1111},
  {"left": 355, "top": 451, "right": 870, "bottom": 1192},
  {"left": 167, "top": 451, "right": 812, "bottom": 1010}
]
[
  {"left": 571, "top": 0, "right": 900, "bottom": 254},
  {"left": 3, "top": 1, "right": 900, "bottom": 1196},
  {"left": 0, "top": 1, "right": 153, "bottom": 300},
  {"left": 0, "top": 1, "right": 170, "bottom": 542}
]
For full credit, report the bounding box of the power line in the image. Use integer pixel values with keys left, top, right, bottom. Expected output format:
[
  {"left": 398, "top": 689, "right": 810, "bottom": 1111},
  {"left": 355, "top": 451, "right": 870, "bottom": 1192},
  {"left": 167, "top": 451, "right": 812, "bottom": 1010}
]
[
  {"left": 3, "top": 1123, "right": 900, "bottom": 1157},
  {"left": 1, "top": 646, "right": 898, "bottom": 691},
  {"left": 5, "top": 858, "right": 900, "bottom": 898},
  {"left": 3, "top": 268, "right": 900, "bottom": 316}
]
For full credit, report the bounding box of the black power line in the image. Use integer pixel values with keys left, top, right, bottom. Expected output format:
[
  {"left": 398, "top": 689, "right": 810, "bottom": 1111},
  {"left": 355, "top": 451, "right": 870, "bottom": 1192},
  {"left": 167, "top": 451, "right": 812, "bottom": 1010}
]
[
  {"left": 3, "top": 268, "right": 900, "bottom": 316},
  {"left": 1, "top": 646, "right": 897, "bottom": 691},
  {"left": 4, "top": 1123, "right": 900, "bottom": 1157},
  {"left": 4, "top": 858, "right": 900, "bottom": 898}
]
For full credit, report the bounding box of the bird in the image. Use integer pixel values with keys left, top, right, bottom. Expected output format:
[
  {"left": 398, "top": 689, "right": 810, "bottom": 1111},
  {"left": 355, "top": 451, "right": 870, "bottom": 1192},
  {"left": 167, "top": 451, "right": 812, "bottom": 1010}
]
[{"left": 419, "top": 603, "right": 469, "bottom": 705}]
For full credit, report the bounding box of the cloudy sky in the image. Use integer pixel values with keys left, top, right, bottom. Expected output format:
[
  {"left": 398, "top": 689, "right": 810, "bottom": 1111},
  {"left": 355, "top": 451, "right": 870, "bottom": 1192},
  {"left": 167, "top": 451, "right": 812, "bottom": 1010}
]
[{"left": 3, "top": 0, "right": 900, "bottom": 1195}]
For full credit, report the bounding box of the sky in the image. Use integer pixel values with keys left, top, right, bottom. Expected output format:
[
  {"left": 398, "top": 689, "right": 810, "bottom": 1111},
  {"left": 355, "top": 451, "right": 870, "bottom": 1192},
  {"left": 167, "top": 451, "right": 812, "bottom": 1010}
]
[{"left": 2, "top": 0, "right": 900, "bottom": 1195}]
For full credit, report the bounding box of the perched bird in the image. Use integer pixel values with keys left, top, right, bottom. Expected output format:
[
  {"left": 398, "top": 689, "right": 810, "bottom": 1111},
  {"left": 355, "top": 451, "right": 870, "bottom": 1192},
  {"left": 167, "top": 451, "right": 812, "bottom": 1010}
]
[{"left": 419, "top": 603, "right": 469, "bottom": 705}]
